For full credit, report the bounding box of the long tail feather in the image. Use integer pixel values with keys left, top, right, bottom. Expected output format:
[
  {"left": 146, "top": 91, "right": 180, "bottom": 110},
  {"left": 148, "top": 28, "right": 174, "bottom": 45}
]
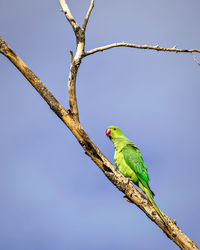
[{"left": 144, "top": 187, "right": 167, "bottom": 227}]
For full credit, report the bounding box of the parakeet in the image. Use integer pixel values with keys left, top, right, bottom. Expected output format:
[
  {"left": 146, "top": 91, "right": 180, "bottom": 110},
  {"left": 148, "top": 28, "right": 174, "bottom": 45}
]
[{"left": 106, "top": 125, "right": 167, "bottom": 226}]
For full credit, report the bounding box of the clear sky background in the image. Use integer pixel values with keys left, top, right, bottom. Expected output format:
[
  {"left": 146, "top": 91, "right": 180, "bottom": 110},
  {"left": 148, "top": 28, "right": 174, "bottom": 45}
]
[{"left": 1, "top": 0, "right": 200, "bottom": 249}]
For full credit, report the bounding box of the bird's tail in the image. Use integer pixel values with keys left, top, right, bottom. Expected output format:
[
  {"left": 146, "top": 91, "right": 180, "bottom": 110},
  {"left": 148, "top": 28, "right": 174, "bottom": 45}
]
[{"left": 144, "top": 187, "right": 167, "bottom": 227}]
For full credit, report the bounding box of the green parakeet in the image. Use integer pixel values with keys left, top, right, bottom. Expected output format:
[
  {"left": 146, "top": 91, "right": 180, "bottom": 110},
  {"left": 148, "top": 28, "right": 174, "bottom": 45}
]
[{"left": 106, "top": 125, "right": 166, "bottom": 226}]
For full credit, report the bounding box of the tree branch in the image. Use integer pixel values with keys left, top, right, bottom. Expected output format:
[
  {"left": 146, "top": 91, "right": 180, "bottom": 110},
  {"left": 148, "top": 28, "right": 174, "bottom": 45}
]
[
  {"left": 59, "top": 0, "right": 86, "bottom": 122},
  {"left": 59, "top": 0, "right": 79, "bottom": 33},
  {"left": 0, "top": 1, "right": 199, "bottom": 249},
  {"left": 84, "top": 42, "right": 200, "bottom": 64},
  {"left": 67, "top": 52, "right": 81, "bottom": 122},
  {"left": 82, "top": 0, "right": 94, "bottom": 31}
]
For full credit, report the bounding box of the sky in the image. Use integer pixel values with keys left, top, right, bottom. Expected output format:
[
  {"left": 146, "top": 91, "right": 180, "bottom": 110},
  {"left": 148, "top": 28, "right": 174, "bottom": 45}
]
[{"left": 1, "top": 0, "right": 200, "bottom": 249}]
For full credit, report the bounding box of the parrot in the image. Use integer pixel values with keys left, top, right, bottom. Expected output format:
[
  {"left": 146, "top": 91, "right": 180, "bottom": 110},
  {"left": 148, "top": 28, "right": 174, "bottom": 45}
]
[{"left": 105, "top": 125, "right": 167, "bottom": 226}]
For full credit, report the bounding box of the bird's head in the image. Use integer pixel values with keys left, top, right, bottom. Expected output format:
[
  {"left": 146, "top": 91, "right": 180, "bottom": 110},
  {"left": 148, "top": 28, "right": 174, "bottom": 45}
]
[{"left": 105, "top": 126, "right": 124, "bottom": 140}]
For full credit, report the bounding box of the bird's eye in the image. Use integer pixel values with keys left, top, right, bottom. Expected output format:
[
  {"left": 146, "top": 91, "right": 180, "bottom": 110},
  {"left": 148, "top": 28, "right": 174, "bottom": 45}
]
[{"left": 114, "top": 128, "right": 116, "bottom": 130}]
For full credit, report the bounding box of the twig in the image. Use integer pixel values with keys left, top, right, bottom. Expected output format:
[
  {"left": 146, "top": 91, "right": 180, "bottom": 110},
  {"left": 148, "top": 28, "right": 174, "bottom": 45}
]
[
  {"left": 192, "top": 53, "right": 200, "bottom": 66},
  {"left": 82, "top": 0, "right": 94, "bottom": 31},
  {"left": 70, "top": 50, "right": 74, "bottom": 63},
  {"left": 84, "top": 42, "right": 200, "bottom": 57}
]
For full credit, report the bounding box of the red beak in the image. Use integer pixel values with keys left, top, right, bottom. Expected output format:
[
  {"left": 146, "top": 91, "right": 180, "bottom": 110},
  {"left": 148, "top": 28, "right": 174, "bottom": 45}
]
[{"left": 106, "top": 128, "right": 111, "bottom": 136}]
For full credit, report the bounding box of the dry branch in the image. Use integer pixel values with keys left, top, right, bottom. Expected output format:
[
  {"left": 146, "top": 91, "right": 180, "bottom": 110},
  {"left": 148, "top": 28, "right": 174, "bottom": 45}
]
[
  {"left": 84, "top": 42, "right": 200, "bottom": 65},
  {"left": 59, "top": 0, "right": 84, "bottom": 122},
  {"left": 82, "top": 0, "right": 94, "bottom": 31},
  {"left": 0, "top": 0, "right": 199, "bottom": 249},
  {"left": 85, "top": 42, "right": 200, "bottom": 56},
  {"left": 59, "top": 0, "right": 79, "bottom": 33}
]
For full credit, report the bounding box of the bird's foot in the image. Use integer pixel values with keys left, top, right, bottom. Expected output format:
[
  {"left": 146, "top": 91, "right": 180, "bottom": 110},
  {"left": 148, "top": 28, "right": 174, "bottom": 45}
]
[{"left": 127, "top": 177, "right": 133, "bottom": 185}]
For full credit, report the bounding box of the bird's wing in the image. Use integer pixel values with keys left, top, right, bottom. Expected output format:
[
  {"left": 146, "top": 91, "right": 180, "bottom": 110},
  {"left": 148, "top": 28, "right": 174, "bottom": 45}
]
[{"left": 122, "top": 144, "right": 149, "bottom": 185}]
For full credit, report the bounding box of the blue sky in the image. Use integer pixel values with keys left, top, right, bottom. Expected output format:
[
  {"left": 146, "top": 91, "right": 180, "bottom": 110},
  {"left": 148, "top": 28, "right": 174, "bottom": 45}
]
[{"left": 1, "top": 0, "right": 200, "bottom": 249}]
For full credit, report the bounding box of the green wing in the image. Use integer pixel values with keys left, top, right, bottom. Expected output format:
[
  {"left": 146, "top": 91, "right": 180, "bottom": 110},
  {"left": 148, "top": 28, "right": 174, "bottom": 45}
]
[
  {"left": 122, "top": 144, "right": 150, "bottom": 187},
  {"left": 122, "top": 145, "right": 165, "bottom": 223}
]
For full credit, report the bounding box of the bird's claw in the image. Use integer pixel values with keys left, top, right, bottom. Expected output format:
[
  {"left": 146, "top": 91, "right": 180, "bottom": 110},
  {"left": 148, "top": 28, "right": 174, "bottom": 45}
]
[{"left": 127, "top": 177, "right": 133, "bottom": 185}]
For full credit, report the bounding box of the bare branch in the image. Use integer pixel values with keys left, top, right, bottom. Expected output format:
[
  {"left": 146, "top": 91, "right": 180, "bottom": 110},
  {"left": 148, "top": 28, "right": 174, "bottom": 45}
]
[
  {"left": 192, "top": 53, "right": 200, "bottom": 66},
  {"left": 84, "top": 42, "right": 200, "bottom": 57},
  {"left": 59, "top": 1, "right": 86, "bottom": 122},
  {"left": 66, "top": 27, "right": 85, "bottom": 122},
  {"left": 82, "top": 0, "right": 94, "bottom": 31},
  {"left": 59, "top": 0, "right": 79, "bottom": 32},
  {"left": 67, "top": 56, "right": 80, "bottom": 122},
  {"left": 0, "top": 35, "right": 198, "bottom": 250}
]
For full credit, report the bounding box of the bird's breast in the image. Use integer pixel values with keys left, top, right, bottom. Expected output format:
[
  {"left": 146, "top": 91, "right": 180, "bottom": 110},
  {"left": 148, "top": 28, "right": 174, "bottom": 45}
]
[{"left": 114, "top": 151, "right": 138, "bottom": 183}]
